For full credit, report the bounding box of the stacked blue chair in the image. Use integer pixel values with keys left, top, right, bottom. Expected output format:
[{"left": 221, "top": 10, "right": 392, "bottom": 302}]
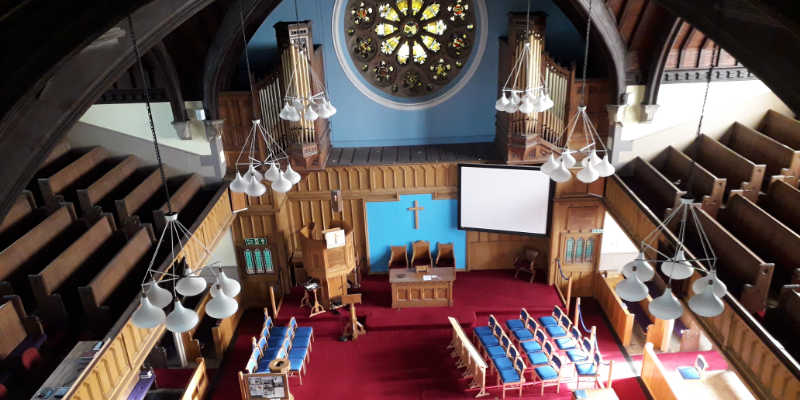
[
  {"left": 555, "top": 326, "right": 582, "bottom": 351},
  {"left": 525, "top": 339, "right": 553, "bottom": 368},
  {"left": 506, "top": 308, "right": 536, "bottom": 344},
  {"left": 532, "top": 353, "right": 563, "bottom": 395},
  {"left": 519, "top": 320, "right": 544, "bottom": 354},
  {"left": 497, "top": 355, "right": 526, "bottom": 399},
  {"left": 575, "top": 352, "right": 603, "bottom": 389},
  {"left": 538, "top": 305, "right": 564, "bottom": 328}
]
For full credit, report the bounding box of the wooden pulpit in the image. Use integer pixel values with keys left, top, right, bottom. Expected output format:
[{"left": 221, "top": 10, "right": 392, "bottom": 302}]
[{"left": 297, "top": 221, "right": 356, "bottom": 309}]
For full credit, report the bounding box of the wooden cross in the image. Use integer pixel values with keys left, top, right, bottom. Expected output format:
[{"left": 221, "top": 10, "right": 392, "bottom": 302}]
[{"left": 407, "top": 200, "right": 424, "bottom": 229}]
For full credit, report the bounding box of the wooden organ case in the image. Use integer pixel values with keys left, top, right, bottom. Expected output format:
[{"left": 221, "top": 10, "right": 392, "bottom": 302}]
[
  {"left": 297, "top": 221, "right": 356, "bottom": 308},
  {"left": 496, "top": 12, "right": 576, "bottom": 164},
  {"left": 257, "top": 21, "right": 331, "bottom": 172}
]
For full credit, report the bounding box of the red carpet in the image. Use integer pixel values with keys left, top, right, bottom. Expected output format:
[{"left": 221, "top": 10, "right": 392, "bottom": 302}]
[{"left": 209, "top": 271, "right": 646, "bottom": 399}]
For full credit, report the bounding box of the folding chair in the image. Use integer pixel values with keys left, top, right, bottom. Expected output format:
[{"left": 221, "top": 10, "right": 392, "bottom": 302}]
[
  {"left": 677, "top": 354, "right": 708, "bottom": 380},
  {"left": 532, "top": 353, "right": 563, "bottom": 395}
]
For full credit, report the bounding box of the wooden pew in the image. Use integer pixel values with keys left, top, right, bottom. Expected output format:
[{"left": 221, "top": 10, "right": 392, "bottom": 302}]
[
  {"left": 596, "top": 274, "right": 635, "bottom": 346},
  {"left": 685, "top": 135, "right": 766, "bottom": 202},
  {"left": 764, "top": 286, "right": 800, "bottom": 361},
  {"left": 28, "top": 215, "right": 116, "bottom": 327},
  {"left": 180, "top": 291, "right": 210, "bottom": 363},
  {"left": 153, "top": 174, "right": 204, "bottom": 233},
  {"left": 719, "top": 193, "right": 800, "bottom": 296},
  {"left": 0, "top": 191, "right": 36, "bottom": 235},
  {"left": 76, "top": 155, "right": 140, "bottom": 215},
  {"left": 181, "top": 358, "right": 210, "bottom": 400},
  {"left": 688, "top": 207, "right": 774, "bottom": 314},
  {"left": 758, "top": 110, "right": 800, "bottom": 151},
  {"left": 640, "top": 342, "right": 680, "bottom": 400},
  {"left": 719, "top": 122, "right": 800, "bottom": 190},
  {"left": 37, "top": 147, "right": 109, "bottom": 207},
  {"left": 758, "top": 180, "right": 800, "bottom": 234},
  {"left": 0, "top": 204, "right": 77, "bottom": 297},
  {"left": 619, "top": 157, "right": 686, "bottom": 219},
  {"left": 651, "top": 146, "right": 727, "bottom": 217},
  {"left": 0, "top": 295, "right": 44, "bottom": 365},
  {"left": 114, "top": 167, "right": 167, "bottom": 225},
  {"left": 78, "top": 227, "right": 154, "bottom": 330},
  {"left": 39, "top": 139, "right": 71, "bottom": 171}
]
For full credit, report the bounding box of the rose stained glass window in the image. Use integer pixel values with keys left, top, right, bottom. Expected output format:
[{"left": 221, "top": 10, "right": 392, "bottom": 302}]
[{"left": 345, "top": 0, "right": 476, "bottom": 97}]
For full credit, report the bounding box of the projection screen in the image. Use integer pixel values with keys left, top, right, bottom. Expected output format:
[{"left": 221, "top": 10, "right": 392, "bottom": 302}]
[{"left": 458, "top": 164, "right": 552, "bottom": 235}]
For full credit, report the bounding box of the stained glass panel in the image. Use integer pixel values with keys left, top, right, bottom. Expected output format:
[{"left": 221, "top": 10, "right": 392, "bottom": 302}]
[
  {"left": 421, "top": 35, "right": 441, "bottom": 52},
  {"left": 379, "top": 4, "right": 400, "bottom": 21},
  {"left": 421, "top": 3, "right": 440, "bottom": 21},
  {"left": 397, "top": 41, "right": 410, "bottom": 64},
  {"left": 424, "top": 20, "right": 447, "bottom": 35},
  {"left": 565, "top": 238, "right": 574, "bottom": 263},
  {"left": 411, "top": 0, "right": 423, "bottom": 15},
  {"left": 396, "top": 0, "right": 409, "bottom": 15},
  {"left": 412, "top": 41, "right": 427, "bottom": 64},
  {"left": 585, "top": 239, "right": 594, "bottom": 263},
  {"left": 263, "top": 249, "right": 274, "bottom": 272},
  {"left": 375, "top": 23, "right": 397, "bottom": 36},
  {"left": 381, "top": 36, "right": 401, "bottom": 54},
  {"left": 575, "top": 238, "right": 584, "bottom": 262}
]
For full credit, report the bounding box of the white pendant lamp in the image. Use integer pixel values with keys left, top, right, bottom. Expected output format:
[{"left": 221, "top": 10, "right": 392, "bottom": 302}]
[
  {"left": 541, "top": 154, "right": 559, "bottom": 175},
  {"left": 595, "top": 154, "right": 616, "bottom": 177},
  {"left": 206, "top": 284, "right": 238, "bottom": 319},
  {"left": 264, "top": 162, "right": 280, "bottom": 182},
  {"left": 688, "top": 284, "right": 725, "bottom": 317},
  {"left": 271, "top": 171, "right": 293, "bottom": 193},
  {"left": 324, "top": 100, "right": 337, "bottom": 117},
  {"left": 661, "top": 249, "right": 695, "bottom": 280},
  {"left": 649, "top": 288, "right": 684, "bottom": 320},
  {"left": 165, "top": 300, "right": 199, "bottom": 333},
  {"left": 495, "top": 93, "right": 510, "bottom": 111},
  {"left": 504, "top": 101, "right": 519, "bottom": 114},
  {"left": 284, "top": 163, "right": 301, "bottom": 185},
  {"left": 538, "top": 91, "right": 554, "bottom": 112},
  {"left": 691, "top": 270, "right": 727, "bottom": 297},
  {"left": 245, "top": 174, "right": 267, "bottom": 197},
  {"left": 622, "top": 252, "right": 655, "bottom": 282},
  {"left": 245, "top": 164, "right": 263, "bottom": 182},
  {"left": 576, "top": 161, "right": 600, "bottom": 183},
  {"left": 146, "top": 281, "right": 173, "bottom": 308},
  {"left": 510, "top": 91, "right": 521, "bottom": 105},
  {"left": 303, "top": 105, "right": 319, "bottom": 121},
  {"left": 176, "top": 269, "right": 207, "bottom": 297},
  {"left": 615, "top": 273, "right": 649, "bottom": 302},
  {"left": 562, "top": 151, "right": 577, "bottom": 168},
  {"left": 589, "top": 150, "right": 602, "bottom": 166},
  {"left": 229, "top": 172, "right": 248, "bottom": 193},
  {"left": 218, "top": 270, "right": 241, "bottom": 297},
  {"left": 132, "top": 295, "right": 166, "bottom": 329},
  {"left": 550, "top": 160, "right": 572, "bottom": 183}
]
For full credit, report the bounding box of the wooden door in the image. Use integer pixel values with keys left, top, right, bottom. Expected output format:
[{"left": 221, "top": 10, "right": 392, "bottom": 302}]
[{"left": 557, "top": 232, "right": 600, "bottom": 296}]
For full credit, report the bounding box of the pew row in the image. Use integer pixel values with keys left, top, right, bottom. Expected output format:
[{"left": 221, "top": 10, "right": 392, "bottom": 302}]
[
  {"left": 0, "top": 191, "right": 36, "bottom": 235},
  {"left": 764, "top": 286, "right": 800, "bottom": 362},
  {"left": 40, "top": 139, "right": 72, "bottom": 171},
  {"left": 76, "top": 155, "right": 140, "bottom": 215},
  {"left": 78, "top": 226, "right": 155, "bottom": 331},
  {"left": 153, "top": 174, "right": 204, "bottom": 233},
  {"left": 619, "top": 157, "right": 686, "bottom": 219},
  {"left": 720, "top": 122, "right": 800, "bottom": 189},
  {"left": 115, "top": 167, "right": 168, "bottom": 225},
  {"left": 595, "top": 274, "right": 635, "bottom": 346},
  {"left": 759, "top": 110, "right": 800, "bottom": 151},
  {"left": 651, "top": 146, "right": 726, "bottom": 217},
  {"left": 36, "top": 147, "right": 109, "bottom": 207},
  {"left": 0, "top": 295, "right": 44, "bottom": 362},
  {"left": 181, "top": 358, "right": 210, "bottom": 400},
  {"left": 686, "top": 135, "right": 766, "bottom": 202},
  {"left": 27, "top": 214, "right": 117, "bottom": 327},
  {"left": 719, "top": 193, "right": 800, "bottom": 297},
  {"left": 758, "top": 180, "right": 800, "bottom": 234}
]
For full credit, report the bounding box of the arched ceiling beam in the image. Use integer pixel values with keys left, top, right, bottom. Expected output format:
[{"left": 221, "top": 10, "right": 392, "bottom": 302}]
[
  {"left": 642, "top": 17, "right": 681, "bottom": 107},
  {"left": 0, "top": 0, "right": 214, "bottom": 220},
  {"left": 202, "top": 0, "right": 281, "bottom": 120}
]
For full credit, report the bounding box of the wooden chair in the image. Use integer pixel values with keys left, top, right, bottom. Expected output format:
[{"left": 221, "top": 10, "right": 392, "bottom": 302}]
[
  {"left": 388, "top": 246, "right": 409, "bottom": 269},
  {"left": 532, "top": 353, "right": 563, "bottom": 395},
  {"left": 498, "top": 355, "right": 526, "bottom": 399},
  {"left": 435, "top": 242, "right": 455, "bottom": 268},
  {"left": 410, "top": 240, "right": 432, "bottom": 273},
  {"left": 513, "top": 248, "right": 540, "bottom": 283},
  {"left": 575, "top": 352, "right": 604, "bottom": 389}
]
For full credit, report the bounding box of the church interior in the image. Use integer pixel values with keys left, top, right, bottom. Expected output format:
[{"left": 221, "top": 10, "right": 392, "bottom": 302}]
[{"left": 3, "top": 0, "right": 800, "bottom": 399}]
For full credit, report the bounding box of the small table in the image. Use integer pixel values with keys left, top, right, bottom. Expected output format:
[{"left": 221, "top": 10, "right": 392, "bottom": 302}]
[{"left": 389, "top": 267, "right": 455, "bottom": 308}]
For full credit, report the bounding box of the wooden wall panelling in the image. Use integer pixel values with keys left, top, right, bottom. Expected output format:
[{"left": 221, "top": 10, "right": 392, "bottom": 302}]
[
  {"left": 466, "top": 231, "right": 549, "bottom": 271},
  {"left": 181, "top": 358, "right": 209, "bottom": 400},
  {"left": 595, "top": 274, "right": 635, "bottom": 346},
  {"left": 640, "top": 342, "right": 680, "bottom": 400},
  {"left": 548, "top": 198, "right": 605, "bottom": 298}
]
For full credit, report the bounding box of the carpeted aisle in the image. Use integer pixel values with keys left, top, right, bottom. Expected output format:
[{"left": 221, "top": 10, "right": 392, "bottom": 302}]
[{"left": 210, "top": 270, "right": 648, "bottom": 400}]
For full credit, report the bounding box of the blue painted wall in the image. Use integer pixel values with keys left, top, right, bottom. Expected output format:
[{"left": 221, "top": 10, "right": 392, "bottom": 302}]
[
  {"left": 243, "top": 0, "right": 584, "bottom": 147},
  {"left": 366, "top": 194, "right": 466, "bottom": 272}
]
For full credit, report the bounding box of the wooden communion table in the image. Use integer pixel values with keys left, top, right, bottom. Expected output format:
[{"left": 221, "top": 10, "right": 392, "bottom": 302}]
[{"left": 390, "top": 267, "right": 455, "bottom": 308}]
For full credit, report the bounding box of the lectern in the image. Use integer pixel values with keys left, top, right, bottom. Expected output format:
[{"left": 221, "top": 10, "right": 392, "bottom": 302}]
[{"left": 297, "top": 221, "right": 356, "bottom": 309}]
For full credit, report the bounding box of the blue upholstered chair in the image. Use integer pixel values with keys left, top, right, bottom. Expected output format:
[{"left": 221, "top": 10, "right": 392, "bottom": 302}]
[
  {"left": 525, "top": 339, "right": 553, "bottom": 367},
  {"left": 508, "top": 309, "right": 536, "bottom": 343},
  {"left": 539, "top": 305, "right": 564, "bottom": 327},
  {"left": 555, "top": 326, "right": 582, "bottom": 351},
  {"left": 245, "top": 350, "right": 259, "bottom": 373},
  {"left": 566, "top": 337, "right": 594, "bottom": 365},
  {"left": 532, "top": 353, "right": 563, "bottom": 395},
  {"left": 575, "top": 352, "right": 603, "bottom": 389},
  {"left": 505, "top": 308, "right": 529, "bottom": 331},
  {"left": 491, "top": 340, "right": 518, "bottom": 376},
  {"left": 520, "top": 327, "right": 544, "bottom": 354},
  {"left": 545, "top": 314, "right": 570, "bottom": 339},
  {"left": 497, "top": 356, "right": 526, "bottom": 399},
  {"left": 473, "top": 314, "right": 498, "bottom": 342},
  {"left": 677, "top": 354, "right": 707, "bottom": 380},
  {"left": 478, "top": 325, "right": 503, "bottom": 358}
]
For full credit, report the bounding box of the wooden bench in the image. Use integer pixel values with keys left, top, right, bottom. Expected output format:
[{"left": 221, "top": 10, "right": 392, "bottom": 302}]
[
  {"left": 0, "top": 295, "right": 44, "bottom": 362},
  {"left": 0, "top": 191, "right": 36, "bottom": 235},
  {"left": 153, "top": 174, "right": 203, "bottom": 233},
  {"left": 78, "top": 226, "right": 154, "bottom": 330},
  {"left": 687, "top": 207, "right": 774, "bottom": 314},
  {"left": 764, "top": 286, "right": 800, "bottom": 361},
  {"left": 758, "top": 110, "right": 800, "bottom": 151},
  {"left": 719, "top": 122, "right": 800, "bottom": 190},
  {"left": 619, "top": 157, "right": 686, "bottom": 219},
  {"left": 651, "top": 146, "right": 727, "bottom": 217},
  {"left": 685, "top": 135, "right": 766, "bottom": 202},
  {"left": 76, "top": 155, "right": 140, "bottom": 215},
  {"left": 758, "top": 179, "right": 800, "bottom": 234},
  {"left": 39, "top": 140, "right": 71, "bottom": 171},
  {"left": 181, "top": 358, "right": 210, "bottom": 400},
  {"left": 28, "top": 215, "right": 116, "bottom": 327},
  {"left": 114, "top": 167, "right": 168, "bottom": 225},
  {"left": 0, "top": 204, "right": 77, "bottom": 298},
  {"left": 37, "top": 147, "right": 109, "bottom": 207},
  {"left": 719, "top": 193, "right": 800, "bottom": 296}
]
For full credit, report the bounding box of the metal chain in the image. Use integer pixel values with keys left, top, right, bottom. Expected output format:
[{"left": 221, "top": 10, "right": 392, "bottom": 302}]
[
  {"left": 240, "top": 0, "right": 259, "bottom": 120},
  {"left": 580, "top": 0, "right": 593, "bottom": 106},
  {"left": 128, "top": 16, "right": 173, "bottom": 213}
]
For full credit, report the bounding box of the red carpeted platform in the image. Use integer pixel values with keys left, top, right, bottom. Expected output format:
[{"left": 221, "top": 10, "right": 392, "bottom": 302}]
[{"left": 210, "top": 270, "right": 648, "bottom": 399}]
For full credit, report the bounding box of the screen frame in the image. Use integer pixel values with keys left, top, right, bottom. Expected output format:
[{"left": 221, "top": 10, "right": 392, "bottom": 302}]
[{"left": 457, "top": 163, "right": 555, "bottom": 237}]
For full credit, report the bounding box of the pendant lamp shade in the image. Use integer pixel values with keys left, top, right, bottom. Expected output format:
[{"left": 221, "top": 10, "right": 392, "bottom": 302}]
[
  {"left": 504, "top": 101, "right": 519, "bottom": 114},
  {"left": 622, "top": 252, "right": 655, "bottom": 282},
  {"left": 649, "top": 288, "right": 684, "bottom": 320},
  {"left": 132, "top": 296, "right": 166, "bottom": 329},
  {"left": 285, "top": 164, "right": 301, "bottom": 184},
  {"left": 146, "top": 281, "right": 173, "bottom": 308},
  {"left": 206, "top": 285, "right": 238, "bottom": 319},
  {"left": 165, "top": 300, "right": 199, "bottom": 333},
  {"left": 246, "top": 164, "right": 263, "bottom": 182},
  {"left": 691, "top": 270, "right": 727, "bottom": 297},
  {"left": 264, "top": 163, "right": 280, "bottom": 182},
  {"left": 324, "top": 101, "right": 337, "bottom": 117},
  {"left": 688, "top": 284, "right": 725, "bottom": 317},
  {"left": 280, "top": 102, "right": 300, "bottom": 121},
  {"left": 303, "top": 105, "right": 319, "bottom": 121},
  {"left": 539, "top": 92, "right": 554, "bottom": 111},
  {"left": 245, "top": 175, "right": 267, "bottom": 197},
  {"left": 550, "top": 160, "right": 572, "bottom": 183},
  {"left": 495, "top": 93, "right": 510, "bottom": 111},
  {"left": 541, "top": 154, "right": 559, "bottom": 175},
  {"left": 272, "top": 171, "right": 293, "bottom": 193},
  {"left": 218, "top": 270, "right": 241, "bottom": 297},
  {"left": 615, "top": 273, "right": 649, "bottom": 302},
  {"left": 510, "top": 92, "right": 521, "bottom": 105},
  {"left": 562, "top": 151, "right": 577, "bottom": 168},
  {"left": 589, "top": 150, "right": 602, "bottom": 166},
  {"left": 176, "top": 269, "right": 207, "bottom": 297},
  {"left": 519, "top": 95, "right": 534, "bottom": 114},
  {"left": 576, "top": 161, "right": 600, "bottom": 183},
  {"left": 660, "top": 249, "right": 694, "bottom": 280},
  {"left": 229, "top": 172, "right": 248, "bottom": 193},
  {"left": 595, "top": 154, "right": 616, "bottom": 177}
]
